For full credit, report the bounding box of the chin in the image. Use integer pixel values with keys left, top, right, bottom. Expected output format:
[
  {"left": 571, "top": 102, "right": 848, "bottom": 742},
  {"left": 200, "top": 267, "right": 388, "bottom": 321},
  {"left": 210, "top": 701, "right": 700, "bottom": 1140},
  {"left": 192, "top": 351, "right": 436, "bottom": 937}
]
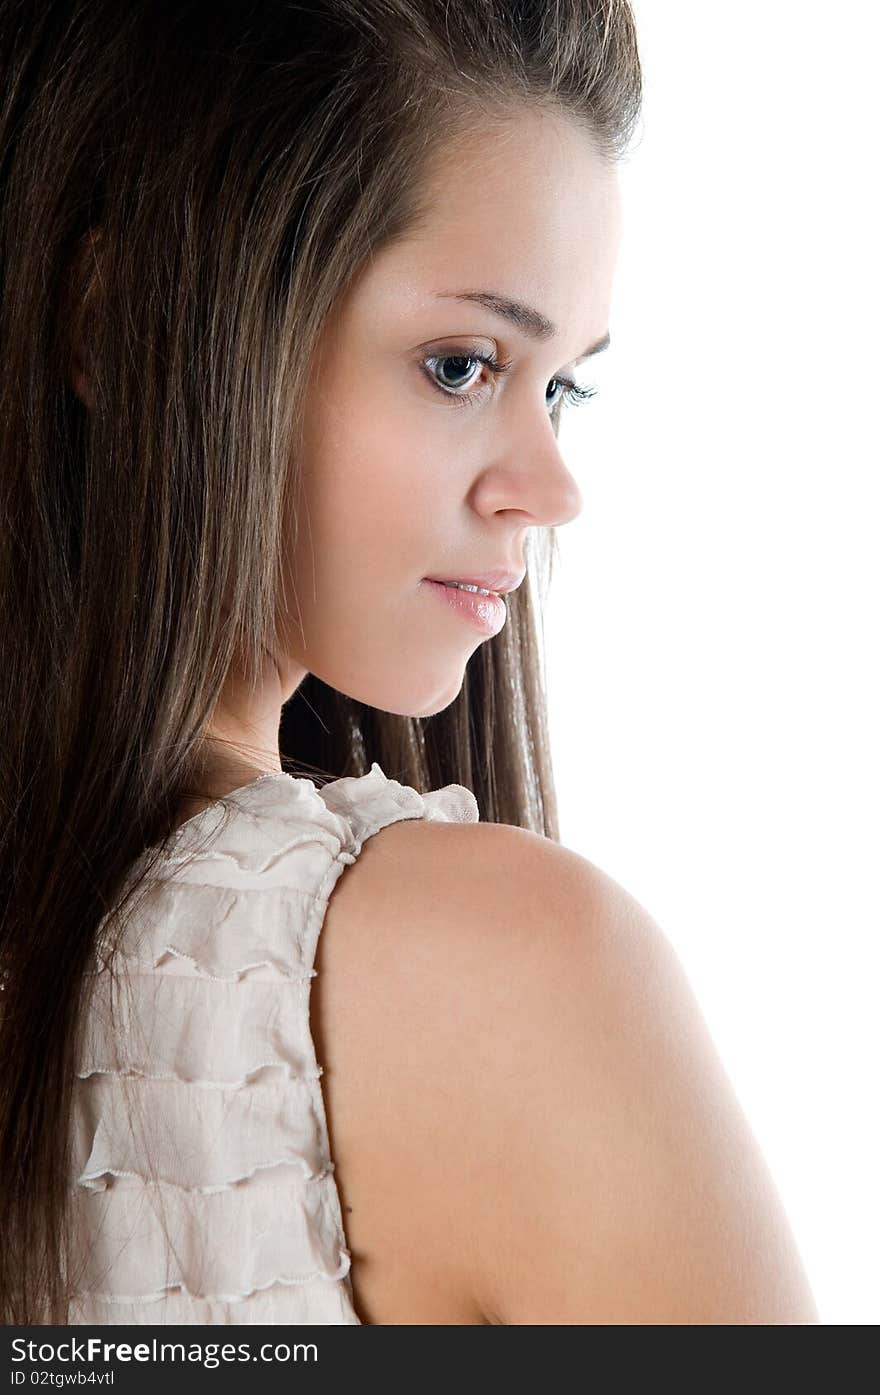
[
  {"left": 409, "top": 679, "right": 468, "bottom": 720},
  {"left": 358, "top": 674, "right": 467, "bottom": 722}
]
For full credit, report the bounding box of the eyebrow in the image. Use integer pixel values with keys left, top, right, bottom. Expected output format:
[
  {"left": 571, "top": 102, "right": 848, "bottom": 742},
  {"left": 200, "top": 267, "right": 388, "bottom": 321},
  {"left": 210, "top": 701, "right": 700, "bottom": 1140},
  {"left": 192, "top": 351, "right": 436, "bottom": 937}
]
[{"left": 434, "top": 288, "right": 611, "bottom": 361}]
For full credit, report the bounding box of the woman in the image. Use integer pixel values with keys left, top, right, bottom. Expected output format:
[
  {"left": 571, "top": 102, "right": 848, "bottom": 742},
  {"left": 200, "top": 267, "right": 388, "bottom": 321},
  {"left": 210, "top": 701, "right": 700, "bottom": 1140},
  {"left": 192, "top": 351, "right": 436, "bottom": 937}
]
[{"left": 0, "top": 0, "right": 819, "bottom": 1324}]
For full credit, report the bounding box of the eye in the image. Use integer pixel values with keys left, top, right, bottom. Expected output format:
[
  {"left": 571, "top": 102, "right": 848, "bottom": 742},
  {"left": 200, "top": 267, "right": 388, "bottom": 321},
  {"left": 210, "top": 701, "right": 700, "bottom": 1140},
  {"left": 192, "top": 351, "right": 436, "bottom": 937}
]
[
  {"left": 420, "top": 348, "right": 598, "bottom": 415},
  {"left": 420, "top": 349, "right": 509, "bottom": 404},
  {"left": 546, "top": 378, "right": 599, "bottom": 413}
]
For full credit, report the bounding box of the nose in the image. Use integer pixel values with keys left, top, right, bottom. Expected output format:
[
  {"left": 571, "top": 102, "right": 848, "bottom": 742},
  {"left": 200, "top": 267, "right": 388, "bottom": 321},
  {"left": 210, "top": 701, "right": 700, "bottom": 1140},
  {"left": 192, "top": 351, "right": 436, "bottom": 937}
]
[{"left": 489, "top": 417, "right": 585, "bottom": 530}]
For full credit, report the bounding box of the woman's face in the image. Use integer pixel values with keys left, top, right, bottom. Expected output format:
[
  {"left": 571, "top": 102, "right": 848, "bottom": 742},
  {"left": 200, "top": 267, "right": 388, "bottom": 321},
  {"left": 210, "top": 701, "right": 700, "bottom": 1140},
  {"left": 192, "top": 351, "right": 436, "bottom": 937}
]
[
  {"left": 207, "top": 107, "right": 622, "bottom": 784},
  {"left": 281, "top": 107, "right": 621, "bottom": 718}
]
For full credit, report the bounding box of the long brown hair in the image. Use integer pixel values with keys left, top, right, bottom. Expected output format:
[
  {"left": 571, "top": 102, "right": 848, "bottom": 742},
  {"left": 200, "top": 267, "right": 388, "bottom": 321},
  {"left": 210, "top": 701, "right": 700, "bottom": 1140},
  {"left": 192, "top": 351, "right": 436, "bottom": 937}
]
[{"left": 0, "top": 0, "right": 642, "bottom": 1323}]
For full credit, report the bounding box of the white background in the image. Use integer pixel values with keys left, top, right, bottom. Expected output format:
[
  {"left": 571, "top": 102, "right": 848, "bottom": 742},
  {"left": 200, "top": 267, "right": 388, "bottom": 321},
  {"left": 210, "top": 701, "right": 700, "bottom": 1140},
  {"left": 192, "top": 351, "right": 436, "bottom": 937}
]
[{"left": 546, "top": 1, "right": 879, "bottom": 1325}]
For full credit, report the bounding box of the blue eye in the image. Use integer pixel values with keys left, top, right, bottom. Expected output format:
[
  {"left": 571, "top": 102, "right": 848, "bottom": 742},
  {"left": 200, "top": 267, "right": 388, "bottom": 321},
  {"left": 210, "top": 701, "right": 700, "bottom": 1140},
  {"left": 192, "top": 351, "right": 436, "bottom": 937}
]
[{"left": 421, "top": 348, "right": 598, "bottom": 414}]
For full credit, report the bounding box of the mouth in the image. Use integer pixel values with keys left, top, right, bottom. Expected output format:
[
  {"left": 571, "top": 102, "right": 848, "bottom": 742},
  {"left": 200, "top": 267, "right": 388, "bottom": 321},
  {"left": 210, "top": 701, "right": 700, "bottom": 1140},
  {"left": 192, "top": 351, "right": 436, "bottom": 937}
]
[
  {"left": 429, "top": 579, "right": 500, "bottom": 598},
  {"left": 422, "top": 577, "right": 509, "bottom": 637},
  {"left": 423, "top": 568, "right": 526, "bottom": 597}
]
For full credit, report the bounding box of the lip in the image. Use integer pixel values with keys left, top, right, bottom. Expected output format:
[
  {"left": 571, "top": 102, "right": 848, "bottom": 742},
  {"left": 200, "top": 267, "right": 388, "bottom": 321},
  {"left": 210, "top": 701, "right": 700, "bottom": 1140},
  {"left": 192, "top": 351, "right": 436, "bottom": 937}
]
[
  {"left": 422, "top": 578, "right": 508, "bottom": 637},
  {"left": 423, "top": 568, "right": 526, "bottom": 597}
]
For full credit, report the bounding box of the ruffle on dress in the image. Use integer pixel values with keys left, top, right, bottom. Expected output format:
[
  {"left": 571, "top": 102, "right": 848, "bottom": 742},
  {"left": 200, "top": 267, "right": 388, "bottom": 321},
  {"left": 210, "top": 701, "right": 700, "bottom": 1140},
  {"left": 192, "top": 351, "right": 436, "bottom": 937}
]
[{"left": 66, "top": 762, "right": 479, "bottom": 1325}]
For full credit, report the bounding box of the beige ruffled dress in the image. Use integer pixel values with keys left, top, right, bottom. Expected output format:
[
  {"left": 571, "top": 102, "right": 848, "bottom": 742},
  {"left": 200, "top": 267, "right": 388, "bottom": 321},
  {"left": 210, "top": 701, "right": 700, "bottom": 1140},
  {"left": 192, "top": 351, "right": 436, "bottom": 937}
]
[{"left": 66, "top": 763, "right": 479, "bottom": 1324}]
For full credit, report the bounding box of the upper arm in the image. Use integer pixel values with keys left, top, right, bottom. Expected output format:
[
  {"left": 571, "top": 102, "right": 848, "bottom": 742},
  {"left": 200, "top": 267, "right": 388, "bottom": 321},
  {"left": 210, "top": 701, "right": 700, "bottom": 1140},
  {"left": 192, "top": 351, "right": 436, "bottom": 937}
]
[{"left": 456, "top": 827, "right": 820, "bottom": 1325}]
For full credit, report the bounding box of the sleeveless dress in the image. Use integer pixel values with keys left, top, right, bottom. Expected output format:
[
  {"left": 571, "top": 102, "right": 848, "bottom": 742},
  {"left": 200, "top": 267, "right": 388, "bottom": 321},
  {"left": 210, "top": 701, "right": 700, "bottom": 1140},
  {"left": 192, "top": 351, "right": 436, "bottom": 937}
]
[{"left": 66, "top": 762, "right": 480, "bottom": 1325}]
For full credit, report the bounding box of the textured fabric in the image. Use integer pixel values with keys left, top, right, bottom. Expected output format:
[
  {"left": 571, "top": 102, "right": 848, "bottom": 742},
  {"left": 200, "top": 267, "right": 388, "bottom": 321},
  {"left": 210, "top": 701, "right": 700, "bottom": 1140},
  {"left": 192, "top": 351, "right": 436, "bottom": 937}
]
[{"left": 67, "top": 762, "right": 480, "bottom": 1325}]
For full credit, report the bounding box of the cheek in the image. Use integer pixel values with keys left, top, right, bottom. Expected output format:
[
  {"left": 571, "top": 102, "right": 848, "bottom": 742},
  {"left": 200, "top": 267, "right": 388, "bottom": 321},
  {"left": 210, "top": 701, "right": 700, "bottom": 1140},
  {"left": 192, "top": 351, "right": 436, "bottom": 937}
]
[{"left": 302, "top": 389, "right": 453, "bottom": 558}]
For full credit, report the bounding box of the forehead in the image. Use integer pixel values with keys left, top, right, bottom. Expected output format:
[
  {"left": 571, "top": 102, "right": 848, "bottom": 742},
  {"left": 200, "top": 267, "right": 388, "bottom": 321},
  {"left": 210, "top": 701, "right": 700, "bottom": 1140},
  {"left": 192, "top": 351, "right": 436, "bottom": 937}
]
[{"left": 356, "top": 108, "right": 621, "bottom": 338}]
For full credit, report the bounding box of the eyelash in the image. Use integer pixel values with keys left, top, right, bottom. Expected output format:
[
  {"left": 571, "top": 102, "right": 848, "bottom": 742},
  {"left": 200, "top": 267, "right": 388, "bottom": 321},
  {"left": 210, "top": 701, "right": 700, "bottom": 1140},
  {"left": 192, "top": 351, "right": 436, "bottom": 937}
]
[{"left": 420, "top": 348, "right": 599, "bottom": 413}]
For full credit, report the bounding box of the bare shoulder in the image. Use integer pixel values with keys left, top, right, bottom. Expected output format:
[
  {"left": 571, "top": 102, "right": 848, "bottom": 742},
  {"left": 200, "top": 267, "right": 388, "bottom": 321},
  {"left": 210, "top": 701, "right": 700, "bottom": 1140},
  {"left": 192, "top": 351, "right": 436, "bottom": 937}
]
[
  {"left": 438, "top": 823, "right": 819, "bottom": 1324},
  {"left": 312, "top": 817, "right": 820, "bottom": 1325}
]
